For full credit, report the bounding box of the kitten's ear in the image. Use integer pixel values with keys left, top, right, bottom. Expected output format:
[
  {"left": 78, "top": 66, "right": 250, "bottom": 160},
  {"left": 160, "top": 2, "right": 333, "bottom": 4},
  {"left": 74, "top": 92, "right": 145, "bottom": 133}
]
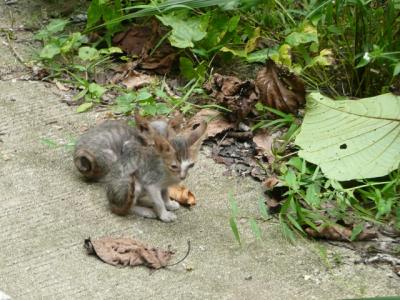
[
  {"left": 134, "top": 112, "right": 152, "bottom": 135},
  {"left": 168, "top": 111, "right": 184, "bottom": 133},
  {"left": 186, "top": 121, "right": 208, "bottom": 146},
  {"left": 153, "top": 134, "right": 173, "bottom": 154}
]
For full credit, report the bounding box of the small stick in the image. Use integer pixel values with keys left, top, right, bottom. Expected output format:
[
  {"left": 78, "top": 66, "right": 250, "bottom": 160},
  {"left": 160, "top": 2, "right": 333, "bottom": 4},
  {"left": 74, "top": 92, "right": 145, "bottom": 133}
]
[
  {"left": 4, "top": 32, "right": 30, "bottom": 68},
  {"left": 166, "top": 240, "right": 191, "bottom": 267}
]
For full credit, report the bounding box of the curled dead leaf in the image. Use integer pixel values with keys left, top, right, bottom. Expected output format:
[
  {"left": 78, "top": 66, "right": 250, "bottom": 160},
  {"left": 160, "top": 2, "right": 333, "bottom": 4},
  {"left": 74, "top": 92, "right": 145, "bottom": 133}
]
[
  {"left": 121, "top": 70, "right": 156, "bottom": 90},
  {"left": 253, "top": 131, "right": 275, "bottom": 163},
  {"left": 186, "top": 109, "right": 234, "bottom": 138},
  {"left": 168, "top": 185, "right": 196, "bottom": 206},
  {"left": 203, "top": 74, "right": 258, "bottom": 121},
  {"left": 256, "top": 60, "right": 305, "bottom": 114},
  {"left": 113, "top": 21, "right": 177, "bottom": 74},
  {"left": 305, "top": 224, "right": 378, "bottom": 241},
  {"left": 113, "top": 23, "right": 157, "bottom": 57},
  {"left": 54, "top": 80, "right": 70, "bottom": 91},
  {"left": 84, "top": 237, "right": 174, "bottom": 269}
]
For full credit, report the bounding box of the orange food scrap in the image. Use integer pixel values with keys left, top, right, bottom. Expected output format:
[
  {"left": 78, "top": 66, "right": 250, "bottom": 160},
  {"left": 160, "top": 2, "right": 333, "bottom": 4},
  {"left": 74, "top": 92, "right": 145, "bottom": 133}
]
[{"left": 168, "top": 185, "right": 196, "bottom": 207}]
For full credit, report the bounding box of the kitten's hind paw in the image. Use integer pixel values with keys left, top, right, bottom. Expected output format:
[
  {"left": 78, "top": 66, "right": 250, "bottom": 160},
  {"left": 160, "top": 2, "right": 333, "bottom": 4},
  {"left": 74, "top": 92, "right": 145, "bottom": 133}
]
[
  {"left": 159, "top": 211, "right": 177, "bottom": 222},
  {"left": 165, "top": 200, "right": 180, "bottom": 211},
  {"left": 133, "top": 206, "right": 157, "bottom": 219}
]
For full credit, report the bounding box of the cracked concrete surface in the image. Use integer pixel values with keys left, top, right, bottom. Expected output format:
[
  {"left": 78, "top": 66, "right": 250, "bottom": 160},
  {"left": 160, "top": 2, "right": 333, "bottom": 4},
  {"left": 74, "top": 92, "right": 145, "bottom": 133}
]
[{"left": 0, "top": 1, "right": 399, "bottom": 299}]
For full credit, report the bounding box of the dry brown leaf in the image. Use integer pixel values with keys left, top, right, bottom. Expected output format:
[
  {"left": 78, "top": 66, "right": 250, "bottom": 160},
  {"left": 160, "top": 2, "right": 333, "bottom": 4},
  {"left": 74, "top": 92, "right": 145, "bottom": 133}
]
[
  {"left": 305, "top": 224, "right": 378, "bottom": 241},
  {"left": 54, "top": 80, "right": 70, "bottom": 91},
  {"left": 84, "top": 237, "right": 174, "bottom": 269},
  {"left": 139, "top": 46, "right": 177, "bottom": 75},
  {"left": 122, "top": 70, "right": 156, "bottom": 90},
  {"left": 112, "top": 21, "right": 177, "bottom": 74},
  {"left": 203, "top": 74, "right": 258, "bottom": 121},
  {"left": 186, "top": 109, "right": 234, "bottom": 138},
  {"left": 168, "top": 185, "right": 196, "bottom": 206},
  {"left": 252, "top": 131, "right": 274, "bottom": 162},
  {"left": 112, "top": 23, "right": 156, "bottom": 57},
  {"left": 256, "top": 60, "right": 305, "bottom": 114},
  {"left": 263, "top": 176, "right": 279, "bottom": 190}
]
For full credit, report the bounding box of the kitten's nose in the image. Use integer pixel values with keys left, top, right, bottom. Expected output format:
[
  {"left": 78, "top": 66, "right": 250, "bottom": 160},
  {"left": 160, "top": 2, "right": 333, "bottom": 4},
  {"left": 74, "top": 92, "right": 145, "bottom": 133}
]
[{"left": 180, "top": 172, "right": 187, "bottom": 180}]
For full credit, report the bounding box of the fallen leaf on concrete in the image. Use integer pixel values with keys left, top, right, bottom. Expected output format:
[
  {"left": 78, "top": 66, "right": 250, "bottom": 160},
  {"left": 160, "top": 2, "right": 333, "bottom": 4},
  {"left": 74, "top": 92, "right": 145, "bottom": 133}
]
[
  {"left": 204, "top": 74, "right": 258, "bottom": 121},
  {"left": 54, "top": 80, "right": 70, "bottom": 91},
  {"left": 256, "top": 60, "right": 305, "bottom": 114},
  {"left": 186, "top": 109, "right": 234, "bottom": 138},
  {"left": 168, "top": 185, "right": 196, "bottom": 206},
  {"left": 305, "top": 224, "right": 378, "bottom": 241},
  {"left": 122, "top": 70, "right": 156, "bottom": 90},
  {"left": 84, "top": 237, "right": 174, "bottom": 269}
]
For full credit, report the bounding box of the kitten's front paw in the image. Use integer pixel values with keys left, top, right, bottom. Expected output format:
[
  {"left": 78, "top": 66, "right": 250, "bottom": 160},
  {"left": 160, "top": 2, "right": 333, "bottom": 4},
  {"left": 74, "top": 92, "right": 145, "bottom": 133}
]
[
  {"left": 159, "top": 211, "right": 177, "bottom": 222},
  {"left": 165, "top": 200, "right": 180, "bottom": 211}
]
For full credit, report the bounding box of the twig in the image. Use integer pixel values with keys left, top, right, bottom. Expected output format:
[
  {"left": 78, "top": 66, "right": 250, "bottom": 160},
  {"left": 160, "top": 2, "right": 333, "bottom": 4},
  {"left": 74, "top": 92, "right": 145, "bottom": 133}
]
[
  {"left": 166, "top": 240, "right": 191, "bottom": 267},
  {"left": 3, "top": 31, "right": 30, "bottom": 69}
]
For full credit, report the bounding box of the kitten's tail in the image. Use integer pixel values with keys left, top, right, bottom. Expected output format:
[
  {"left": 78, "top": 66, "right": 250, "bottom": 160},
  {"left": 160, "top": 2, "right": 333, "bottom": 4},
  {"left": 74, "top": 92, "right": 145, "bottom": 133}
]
[
  {"left": 107, "top": 172, "right": 137, "bottom": 216},
  {"left": 73, "top": 148, "right": 104, "bottom": 180}
]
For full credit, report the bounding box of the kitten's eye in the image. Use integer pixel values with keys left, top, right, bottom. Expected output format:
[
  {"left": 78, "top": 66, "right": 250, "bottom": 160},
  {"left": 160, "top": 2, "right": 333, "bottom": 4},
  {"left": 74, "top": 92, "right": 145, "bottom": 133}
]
[
  {"left": 188, "top": 162, "right": 195, "bottom": 169},
  {"left": 170, "top": 164, "right": 180, "bottom": 171}
]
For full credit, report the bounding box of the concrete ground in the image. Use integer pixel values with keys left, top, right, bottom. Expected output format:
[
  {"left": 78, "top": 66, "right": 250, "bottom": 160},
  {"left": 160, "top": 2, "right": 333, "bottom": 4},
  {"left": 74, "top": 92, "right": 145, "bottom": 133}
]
[{"left": 0, "top": 2, "right": 399, "bottom": 299}]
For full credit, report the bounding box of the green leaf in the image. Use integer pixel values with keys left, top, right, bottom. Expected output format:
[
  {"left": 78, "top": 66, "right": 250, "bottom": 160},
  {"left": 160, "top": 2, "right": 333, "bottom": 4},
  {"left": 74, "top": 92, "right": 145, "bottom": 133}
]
[
  {"left": 220, "top": 47, "right": 247, "bottom": 58},
  {"left": 137, "top": 89, "right": 153, "bottom": 101},
  {"left": 229, "top": 216, "right": 241, "bottom": 245},
  {"left": 61, "top": 32, "right": 82, "bottom": 53},
  {"left": 157, "top": 12, "right": 209, "bottom": 48},
  {"left": 304, "top": 184, "right": 321, "bottom": 207},
  {"left": 287, "top": 157, "right": 303, "bottom": 172},
  {"left": 295, "top": 92, "right": 400, "bottom": 181},
  {"left": 246, "top": 48, "right": 278, "bottom": 63},
  {"left": 179, "top": 57, "right": 206, "bottom": 81},
  {"left": 249, "top": 218, "right": 262, "bottom": 240},
  {"left": 76, "top": 102, "right": 93, "bottom": 113},
  {"left": 35, "top": 19, "right": 69, "bottom": 40},
  {"left": 40, "top": 138, "right": 59, "bottom": 148},
  {"left": 79, "top": 47, "right": 100, "bottom": 61},
  {"left": 86, "top": 0, "right": 103, "bottom": 28},
  {"left": 229, "top": 193, "right": 239, "bottom": 217},
  {"left": 98, "top": 47, "right": 123, "bottom": 55},
  {"left": 227, "top": 15, "right": 240, "bottom": 32},
  {"left": 39, "top": 43, "right": 61, "bottom": 59},
  {"left": 393, "top": 62, "right": 400, "bottom": 76},
  {"left": 258, "top": 198, "right": 270, "bottom": 220},
  {"left": 285, "top": 31, "right": 318, "bottom": 46},
  {"left": 180, "top": 57, "right": 196, "bottom": 80},
  {"left": 114, "top": 93, "right": 135, "bottom": 114},
  {"left": 270, "top": 44, "right": 292, "bottom": 67},
  {"left": 88, "top": 83, "right": 106, "bottom": 98},
  {"left": 284, "top": 169, "right": 299, "bottom": 190},
  {"left": 350, "top": 223, "right": 364, "bottom": 241},
  {"left": 279, "top": 217, "right": 296, "bottom": 243},
  {"left": 244, "top": 27, "right": 261, "bottom": 53}
]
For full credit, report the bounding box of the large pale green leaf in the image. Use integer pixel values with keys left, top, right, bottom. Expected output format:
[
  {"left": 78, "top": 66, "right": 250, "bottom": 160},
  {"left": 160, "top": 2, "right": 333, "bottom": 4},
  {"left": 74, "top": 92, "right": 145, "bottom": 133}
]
[
  {"left": 157, "top": 13, "right": 209, "bottom": 48},
  {"left": 295, "top": 92, "right": 400, "bottom": 181}
]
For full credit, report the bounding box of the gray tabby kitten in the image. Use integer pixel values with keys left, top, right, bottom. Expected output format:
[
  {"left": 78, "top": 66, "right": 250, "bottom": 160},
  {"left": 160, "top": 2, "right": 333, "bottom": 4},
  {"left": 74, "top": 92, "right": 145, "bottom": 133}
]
[{"left": 73, "top": 114, "right": 207, "bottom": 222}]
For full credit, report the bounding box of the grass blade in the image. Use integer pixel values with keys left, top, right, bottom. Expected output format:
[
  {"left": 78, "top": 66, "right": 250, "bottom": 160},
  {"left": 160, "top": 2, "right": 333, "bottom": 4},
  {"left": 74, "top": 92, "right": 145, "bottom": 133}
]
[
  {"left": 249, "top": 218, "right": 262, "bottom": 240},
  {"left": 229, "top": 216, "right": 241, "bottom": 246}
]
